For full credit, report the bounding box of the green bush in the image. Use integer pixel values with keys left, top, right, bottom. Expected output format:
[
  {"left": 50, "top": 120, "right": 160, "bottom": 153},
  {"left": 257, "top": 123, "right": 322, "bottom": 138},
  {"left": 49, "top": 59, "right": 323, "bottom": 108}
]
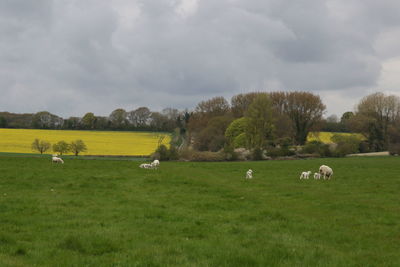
[
  {"left": 152, "top": 145, "right": 180, "bottom": 161},
  {"left": 331, "top": 134, "right": 361, "bottom": 156},
  {"left": 155, "top": 144, "right": 169, "bottom": 160},
  {"left": 301, "top": 141, "right": 331, "bottom": 157},
  {"left": 225, "top": 117, "right": 247, "bottom": 143},
  {"left": 168, "top": 146, "right": 179, "bottom": 160},
  {"left": 267, "top": 146, "right": 296, "bottom": 158},
  {"left": 179, "top": 149, "right": 225, "bottom": 161},
  {"left": 233, "top": 133, "right": 247, "bottom": 148},
  {"left": 359, "top": 141, "right": 370, "bottom": 153},
  {"left": 333, "top": 143, "right": 358, "bottom": 157},
  {"left": 223, "top": 145, "right": 238, "bottom": 161},
  {"left": 388, "top": 143, "right": 400, "bottom": 155},
  {"left": 251, "top": 147, "right": 263, "bottom": 160},
  {"left": 276, "top": 137, "right": 293, "bottom": 148}
]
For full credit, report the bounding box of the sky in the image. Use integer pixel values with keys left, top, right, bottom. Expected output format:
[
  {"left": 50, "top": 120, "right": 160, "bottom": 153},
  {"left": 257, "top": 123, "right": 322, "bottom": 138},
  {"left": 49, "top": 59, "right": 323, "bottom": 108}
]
[{"left": 1, "top": 0, "right": 400, "bottom": 118}]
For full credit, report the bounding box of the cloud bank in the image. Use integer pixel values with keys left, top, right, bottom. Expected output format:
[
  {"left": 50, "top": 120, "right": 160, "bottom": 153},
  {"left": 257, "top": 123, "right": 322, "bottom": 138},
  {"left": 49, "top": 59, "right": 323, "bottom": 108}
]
[{"left": 1, "top": 0, "right": 400, "bottom": 117}]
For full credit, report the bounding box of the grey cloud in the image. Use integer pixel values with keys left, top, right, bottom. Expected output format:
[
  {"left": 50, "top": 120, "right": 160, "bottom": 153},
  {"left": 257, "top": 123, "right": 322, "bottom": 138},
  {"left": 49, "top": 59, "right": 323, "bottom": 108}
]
[{"left": 0, "top": 0, "right": 399, "bottom": 117}]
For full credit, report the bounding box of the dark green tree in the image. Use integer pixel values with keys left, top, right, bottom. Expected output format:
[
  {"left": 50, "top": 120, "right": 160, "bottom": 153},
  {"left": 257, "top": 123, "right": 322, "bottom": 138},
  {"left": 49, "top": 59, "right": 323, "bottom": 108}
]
[
  {"left": 70, "top": 140, "right": 87, "bottom": 156},
  {"left": 53, "top": 141, "right": 70, "bottom": 155}
]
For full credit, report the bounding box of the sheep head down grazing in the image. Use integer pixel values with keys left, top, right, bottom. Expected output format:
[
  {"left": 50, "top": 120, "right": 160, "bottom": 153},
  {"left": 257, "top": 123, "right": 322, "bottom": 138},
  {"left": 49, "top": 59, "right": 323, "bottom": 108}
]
[{"left": 319, "top": 165, "right": 333, "bottom": 179}]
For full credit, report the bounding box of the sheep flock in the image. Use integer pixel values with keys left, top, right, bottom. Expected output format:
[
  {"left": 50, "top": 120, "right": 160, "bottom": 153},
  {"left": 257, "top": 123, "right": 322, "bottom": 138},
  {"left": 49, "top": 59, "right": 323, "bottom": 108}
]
[{"left": 300, "top": 165, "right": 333, "bottom": 180}]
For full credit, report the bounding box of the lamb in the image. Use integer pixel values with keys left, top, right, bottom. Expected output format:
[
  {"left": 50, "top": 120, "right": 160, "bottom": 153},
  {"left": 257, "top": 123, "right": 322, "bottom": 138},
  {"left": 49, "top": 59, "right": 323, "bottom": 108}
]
[
  {"left": 245, "top": 169, "right": 253, "bottom": 179},
  {"left": 314, "top": 172, "right": 321, "bottom": 179},
  {"left": 52, "top": 156, "right": 64, "bottom": 164},
  {"left": 151, "top": 159, "right": 160, "bottom": 168},
  {"left": 139, "top": 163, "right": 152, "bottom": 169},
  {"left": 300, "top": 171, "right": 311, "bottom": 179},
  {"left": 319, "top": 165, "right": 333, "bottom": 179}
]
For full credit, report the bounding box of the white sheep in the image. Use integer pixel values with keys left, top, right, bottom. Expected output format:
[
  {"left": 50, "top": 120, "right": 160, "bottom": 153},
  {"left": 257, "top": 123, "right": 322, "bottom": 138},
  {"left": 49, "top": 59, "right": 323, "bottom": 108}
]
[
  {"left": 245, "top": 169, "right": 253, "bottom": 179},
  {"left": 139, "top": 163, "right": 152, "bottom": 169},
  {"left": 151, "top": 159, "right": 160, "bottom": 168},
  {"left": 300, "top": 171, "right": 311, "bottom": 179},
  {"left": 314, "top": 172, "right": 321, "bottom": 179},
  {"left": 52, "top": 156, "right": 64, "bottom": 164},
  {"left": 319, "top": 165, "right": 333, "bottom": 179}
]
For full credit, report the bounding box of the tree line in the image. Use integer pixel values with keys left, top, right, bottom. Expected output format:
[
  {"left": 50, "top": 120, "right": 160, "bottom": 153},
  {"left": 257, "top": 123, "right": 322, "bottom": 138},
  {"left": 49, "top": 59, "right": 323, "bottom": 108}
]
[
  {"left": 181, "top": 91, "right": 400, "bottom": 156},
  {"left": 2, "top": 91, "right": 400, "bottom": 156},
  {"left": 31, "top": 139, "right": 87, "bottom": 156},
  {"left": 0, "top": 107, "right": 187, "bottom": 132}
]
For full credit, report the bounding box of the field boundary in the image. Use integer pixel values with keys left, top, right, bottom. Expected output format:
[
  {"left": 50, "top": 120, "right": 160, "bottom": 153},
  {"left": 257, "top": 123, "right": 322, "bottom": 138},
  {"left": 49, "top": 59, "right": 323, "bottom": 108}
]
[{"left": 0, "top": 152, "right": 149, "bottom": 161}]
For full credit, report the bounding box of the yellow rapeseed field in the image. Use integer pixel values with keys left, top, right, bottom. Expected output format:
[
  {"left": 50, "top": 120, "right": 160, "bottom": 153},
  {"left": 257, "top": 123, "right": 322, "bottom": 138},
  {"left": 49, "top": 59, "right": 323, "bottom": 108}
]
[
  {"left": 307, "top": 131, "right": 364, "bottom": 143},
  {"left": 0, "top": 129, "right": 170, "bottom": 156}
]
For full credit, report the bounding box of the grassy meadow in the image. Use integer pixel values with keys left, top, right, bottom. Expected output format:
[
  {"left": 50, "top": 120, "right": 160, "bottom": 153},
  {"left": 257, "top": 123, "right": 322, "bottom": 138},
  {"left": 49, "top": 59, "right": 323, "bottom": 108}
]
[
  {"left": 0, "top": 129, "right": 170, "bottom": 156},
  {"left": 0, "top": 156, "right": 399, "bottom": 266}
]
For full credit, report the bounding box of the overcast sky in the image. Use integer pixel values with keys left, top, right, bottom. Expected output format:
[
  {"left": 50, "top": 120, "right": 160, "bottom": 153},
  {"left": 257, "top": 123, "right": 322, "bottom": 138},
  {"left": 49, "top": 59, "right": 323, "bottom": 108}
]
[{"left": 1, "top": 0, "right": 400, "bottom": 118}]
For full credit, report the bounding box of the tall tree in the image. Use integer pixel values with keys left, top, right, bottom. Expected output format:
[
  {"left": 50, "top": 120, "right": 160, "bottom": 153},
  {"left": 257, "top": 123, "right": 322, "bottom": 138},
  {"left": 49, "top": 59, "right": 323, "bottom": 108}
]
[
  {"left": 189, "top": 96, "right": 230, "bottom": 134},
  {"left": 350, "top": 92, "right": 400, "bottom": 151},
  {"left": 128, "top": 107, "right": 151, "bottom": 128},
  {"left": 195, "top": 96, "right": 230, "bottom": 117},
  {"left": 0, "top": 116, "right": 7, "bottom": 128},
  {"left": 283, "top": 92, "right": 326, "bottom": 145},
  {"left": 194, "top": 115, "right": 233, "bottom": 151},
  {"left": 64, "top": 117, "right": 81, "bottom": 129},
  {"left": 231, "top": 92, "right": 264, "bottom": 118},
  {"left": 81, "top": 112, "right": 97, "bottom": 129},
  {"left": 244, "top": 94, "right": 275, "bottom": 149},
  {"left": 32, "top": 111, "right": 64, "bottom": 129},
  {"left": 109, "top": 109, "right": 128, "bottom": 129}
]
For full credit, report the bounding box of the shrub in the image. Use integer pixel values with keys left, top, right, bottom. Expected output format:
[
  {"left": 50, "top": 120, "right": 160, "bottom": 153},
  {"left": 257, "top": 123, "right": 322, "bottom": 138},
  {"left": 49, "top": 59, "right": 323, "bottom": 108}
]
[
  {"left": 168, "top": 146, "right": 179, "bottom": 160},
  {"left": 301, "top": 141, "right": 331, "bottom": 157},
  {"left": 251, "top": 147, "right": 263, "bottom": 160},
  {"left": 331, "top": 134, "right": 361, "bottom": 156},
  {"left": 359, "top": 141, "right": 370, "bottom": 153},
  {"left": 179, "top": 149, "right": 225, "bottom": 161},
  {"left": 276, "top": 137, "right": 293, "bottom": 148},
  {"left": 267, "top": 146, "right": 296, "bottom": 158},
  {"left": 388, "top": 143, "right": 400, "bottom": 155},
  {"left": 154, "top": 144, "right": 169, "bottom": 160},
  {"left": 301, "top": 141, "right": 322, "bottom": 154},
  {"left": 152, "top": 145, "right": 180, "bottom": 161},
  {"left": 223, "top": 145, "right": 238, "bottom": 161}
]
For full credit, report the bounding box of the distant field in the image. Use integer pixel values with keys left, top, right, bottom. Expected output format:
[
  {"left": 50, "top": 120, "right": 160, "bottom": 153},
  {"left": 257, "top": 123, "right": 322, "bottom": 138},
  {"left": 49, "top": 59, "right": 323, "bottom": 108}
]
[
  {"left": 0, "top": 156, "right": 398, "bottom": 266},
  {"left": 307, "top": 131, "right": 364, "bottom": 143},
  {"left": 0, "top": 129, "right": 170, "bottom": 156}
]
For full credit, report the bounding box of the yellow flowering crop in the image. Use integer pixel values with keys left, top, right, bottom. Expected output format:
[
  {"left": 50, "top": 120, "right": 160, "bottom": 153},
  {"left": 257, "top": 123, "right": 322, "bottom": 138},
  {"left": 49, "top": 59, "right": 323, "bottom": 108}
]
[
  {"left": 0, "top": 129, "right": 170, "bottom": 156},
  {"left": 307, "top": 131, "right": 364, "bottom": 144}
]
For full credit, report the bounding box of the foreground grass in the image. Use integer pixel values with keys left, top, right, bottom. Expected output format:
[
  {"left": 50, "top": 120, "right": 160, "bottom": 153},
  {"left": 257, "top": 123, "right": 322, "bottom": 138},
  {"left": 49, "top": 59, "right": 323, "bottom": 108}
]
[{"left": 0, "top": 156, "right": 399, "bottom": 266}]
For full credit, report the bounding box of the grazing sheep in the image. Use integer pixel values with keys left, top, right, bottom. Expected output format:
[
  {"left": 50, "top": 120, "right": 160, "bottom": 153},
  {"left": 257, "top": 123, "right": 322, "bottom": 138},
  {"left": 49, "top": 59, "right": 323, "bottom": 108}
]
[
  {"left": 151, "top": 159, "right": 160, "bottom": 168},
  {"left": 245, "top": 169, "right": 253, "bottom": 179},
  {"left": 300, "top": 171, "right": 311, "bottom": 179},
  {"left": 314, "top": 172, "right": 321, "bottom": 179},
  {"left": 52, "top": 156, "right": 64, "bottom": 164},
  {"left": 319, "top": 165, "right": 333, "bottom": 179}
]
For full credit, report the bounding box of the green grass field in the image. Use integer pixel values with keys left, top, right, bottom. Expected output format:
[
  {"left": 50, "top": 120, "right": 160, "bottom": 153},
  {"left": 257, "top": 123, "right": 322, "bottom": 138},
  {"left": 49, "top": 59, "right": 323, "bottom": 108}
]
[{"left": 0, "top": 156, "right": 399, "bottom": 266}]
